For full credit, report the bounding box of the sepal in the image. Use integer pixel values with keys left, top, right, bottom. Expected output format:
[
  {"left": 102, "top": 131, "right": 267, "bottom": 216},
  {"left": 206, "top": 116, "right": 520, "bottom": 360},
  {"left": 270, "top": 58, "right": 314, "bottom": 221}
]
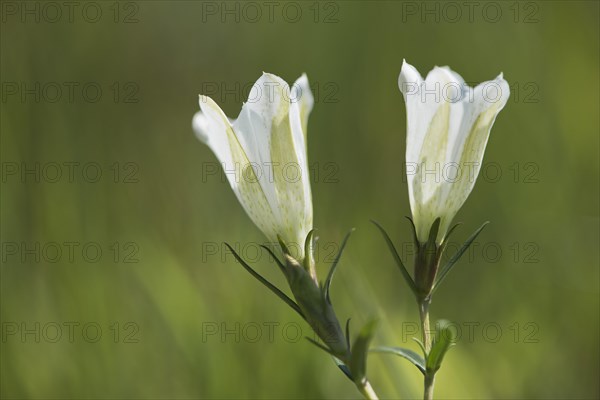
[
  {"left": 414, "top": 218, "right": 442, "bottom": 301},
  {"left": 431, "top": 221, "right": 489, "bottom": 295},
  {"left": 229, "top": 232, "right": 368, "bottom": 378},
  {"left": 303, "top": 229, "right": 317, "bottom": 280},
  {"left": 371, "top": 220, "right": 417, "bottom": 296},
  {"left": 324, "top": 229, "right": 354, "bottom": 304},
  {"left": 285, "top": 252, "right": 350, "bottom": 359},
  {"left": 225, "top": 243, "right": 305, "bottom": 319}
]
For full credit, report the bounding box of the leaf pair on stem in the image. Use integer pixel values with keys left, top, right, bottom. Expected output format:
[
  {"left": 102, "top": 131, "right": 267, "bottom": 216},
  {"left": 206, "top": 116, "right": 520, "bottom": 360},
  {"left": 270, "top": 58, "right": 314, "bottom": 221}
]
[{"left": 372, "top": 218, "right": 488, "bottom": 396}]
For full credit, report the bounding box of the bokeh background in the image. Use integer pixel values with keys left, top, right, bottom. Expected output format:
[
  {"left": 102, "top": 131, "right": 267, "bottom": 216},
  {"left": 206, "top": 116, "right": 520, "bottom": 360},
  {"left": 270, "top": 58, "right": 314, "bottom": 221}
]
[{"left": 1, "top": 1, "right": 598, "bottom": 399}]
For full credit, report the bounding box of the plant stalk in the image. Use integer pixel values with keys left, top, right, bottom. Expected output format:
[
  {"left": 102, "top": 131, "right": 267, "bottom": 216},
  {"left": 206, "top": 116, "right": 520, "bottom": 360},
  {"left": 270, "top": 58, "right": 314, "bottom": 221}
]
[
  {"left": 423, "top": 373, "right": 435, "bottom": 400},
  {"left": 419, "top": 299, "right": 434, "bottom": 400},
  {"left": 356, "top": 379, "right": 379, "bottom": 400}
]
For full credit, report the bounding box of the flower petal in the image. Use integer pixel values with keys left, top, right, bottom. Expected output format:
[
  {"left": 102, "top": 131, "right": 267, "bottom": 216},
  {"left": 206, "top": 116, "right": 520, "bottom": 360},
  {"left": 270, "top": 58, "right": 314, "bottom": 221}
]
[
  {"left": 232, "top": 73, "right": 291, "bottom": 221},
  {"left": 194, "top": 95, "right": 278, "bottom": 242},
  {"left": 287, "top": 75, "right": 314, "bottom": 251},
  {"left": 399, "top": 61, "right": 510, "bottom": 243},
  {"left": 411, "top": 100, "right": 451, "bottom": 242},
  {"left": 442, "top": 75, "right": 510, "bottom": 233},
  {"left": 291, "top": 73, "right": 314, "bottom": 142},
  {"left": 400, "top": 61, "right": 440, "bottom": 238}
]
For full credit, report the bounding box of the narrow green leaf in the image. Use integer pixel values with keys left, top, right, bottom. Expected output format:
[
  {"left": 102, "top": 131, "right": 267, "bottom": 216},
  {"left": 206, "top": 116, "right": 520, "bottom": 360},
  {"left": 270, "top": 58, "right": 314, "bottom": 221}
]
[
  {"left": 371, "top": 220, "right": 417, "bottom": 295},
  {"left": 306, "top": 336, "right": 335, "bottom": 355},
  {"left": 276, "top": 234, "right": 290, "bottom": 256},
  {"left": 443, "top": 222, "right": 462, "bottom": 244},
  {"left": 350, "top": 320, "right": 378, "bottom": 384},
  {"left": 405, "top": 216, "right": 420, "bottom": 246},
  {"left": 426, "top": 217, "right": 441, "bottom": 248},
  {"left": 432, "top": 221, "right": 489, "bottom": 294},
  {"left": 372, "top": 346, "right": 426, "bottom": 375},
  {"left": 345, "top": 318, "right": 351, "bottom": 351},
  {"left": 333, "top": 356, "right": 353, "bottom": 381},
  {"left": 437, "top": 222, "right": 462, "bottom": 260},
  {"left": 225, "top": 243, "right": 305, "bottom": 319},
  {"left": 324, "top": 229, "right": 354, "bottom": 304},
  {"left": 426, "top": 320, "right": 457, "bottom": 373},
  {"left": 307, "top": 337, "right": 353, "bottom": 381},
  {"left": 412, "top": 337, "right": 427, "bottom": 357},
  {"left": 260, "top": 245, "right": 288, "bottom": 277}
]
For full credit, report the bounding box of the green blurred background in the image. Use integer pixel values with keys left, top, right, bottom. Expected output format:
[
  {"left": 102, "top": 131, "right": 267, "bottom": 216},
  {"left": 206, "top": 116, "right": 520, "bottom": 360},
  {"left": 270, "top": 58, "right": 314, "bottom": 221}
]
[{"left": 1, "top": 1, "right": 598, "bottom": 398}]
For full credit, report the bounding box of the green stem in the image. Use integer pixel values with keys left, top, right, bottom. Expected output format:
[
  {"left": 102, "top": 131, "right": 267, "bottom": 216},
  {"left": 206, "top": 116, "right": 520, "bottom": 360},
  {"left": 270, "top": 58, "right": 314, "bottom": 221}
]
[
  {"left": 423, "top": 373, "right": 435, "bottom": 400},
  {"left": 356, "top": 379, "right": 379, "bottom": 400},
  {"left": 419, "top": 300, "right": 431, "bottom": 353},
  {"left": 419, "top": 299, "right": 434, "bottom": 400}
]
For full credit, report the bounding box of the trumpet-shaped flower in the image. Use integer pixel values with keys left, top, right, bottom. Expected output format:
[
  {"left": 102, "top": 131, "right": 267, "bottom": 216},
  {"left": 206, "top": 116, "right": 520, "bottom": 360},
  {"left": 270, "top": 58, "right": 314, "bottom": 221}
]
[
  {"left": 398, "top": 60, "right": 510, "bottom": 244},
  {"left": 193, "top": 73, "right": 314, "bottom": 260}
]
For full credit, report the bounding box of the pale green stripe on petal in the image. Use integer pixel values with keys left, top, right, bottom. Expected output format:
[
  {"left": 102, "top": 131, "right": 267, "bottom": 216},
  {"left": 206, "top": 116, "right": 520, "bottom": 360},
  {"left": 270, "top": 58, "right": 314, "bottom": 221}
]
[
  {"left": 444, "top": 101, "right": 506, "bottom": 225},
  {"left": 197, "top": 96, "right": 279, "bottom": 243},
  {"left": 413, "top": 101, "right": 450, "bottom": 242},
  {"left": 269, "top": 83, "right": 310, "bottom": 257},
  {"left": 194, "top": 73, "right": 315, "bottom": 257}
]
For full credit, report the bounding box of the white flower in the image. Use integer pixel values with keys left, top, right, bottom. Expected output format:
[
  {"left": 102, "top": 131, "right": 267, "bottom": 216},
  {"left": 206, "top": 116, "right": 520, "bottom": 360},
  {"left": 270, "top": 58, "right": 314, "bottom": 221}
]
[
  {"left": 193, "top": 73, "right": 314, "bottom": 259},
  {"left": 398, "top": 60, "right": 510, "bottom": 244}
]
